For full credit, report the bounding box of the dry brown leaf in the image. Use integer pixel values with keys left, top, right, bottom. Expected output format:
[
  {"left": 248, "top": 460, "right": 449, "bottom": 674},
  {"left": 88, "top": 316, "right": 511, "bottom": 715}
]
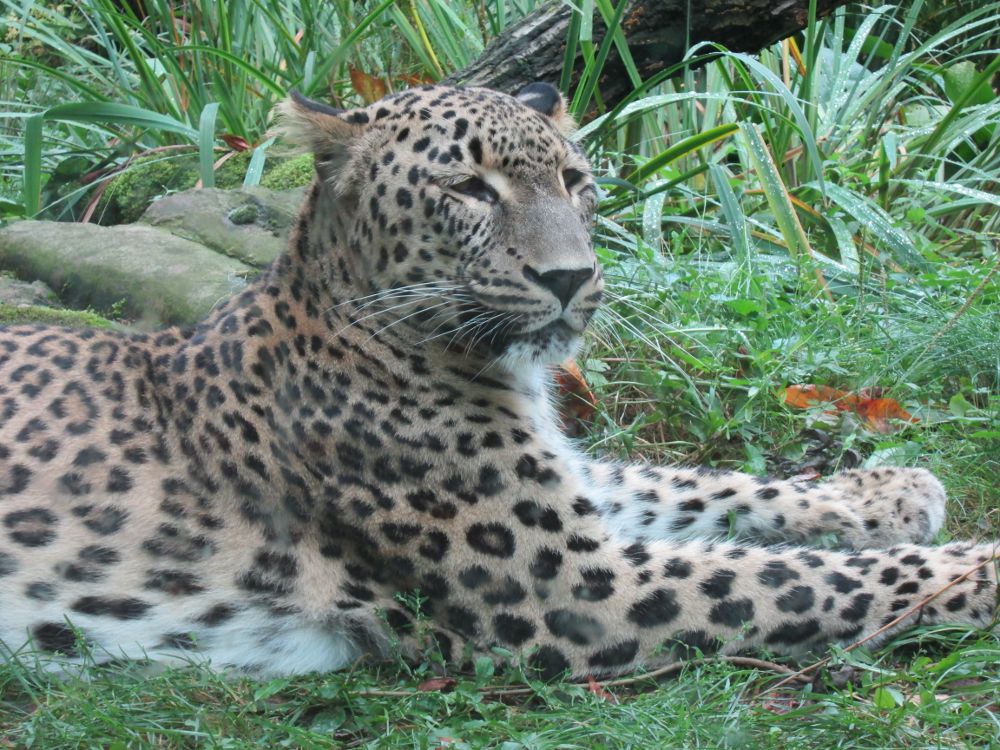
[
  {"left": 416, "top": 676, "right": 456, "bottom": 693},
  {"left": 221, "top": 134, "right": 252, "bottom": 152},
  {"left": 555, "top": 360, "right": 598, "bottom": 434},
  {"left": 350, "top": 67, "right": 388, "bottom": 104}
]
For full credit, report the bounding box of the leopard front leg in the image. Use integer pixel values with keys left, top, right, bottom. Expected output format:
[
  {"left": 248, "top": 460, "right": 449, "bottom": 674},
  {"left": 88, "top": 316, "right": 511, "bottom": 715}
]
[
  {"left": 364, "top": 514, "right": 997, "bottom": 680},
  {"left": 582, "top": 462, "right": 946, "bottom": 549},
  {"left": 819, "top": 467, "right": 946, "bottom": 545}
]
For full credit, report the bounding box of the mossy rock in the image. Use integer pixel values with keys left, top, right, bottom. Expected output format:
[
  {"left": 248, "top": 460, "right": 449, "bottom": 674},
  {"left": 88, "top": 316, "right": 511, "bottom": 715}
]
[
  {"left": 97, "top": 151, "right": 315, "bottom": 225},
  {"left": 0, "top": 303, "right": 116, "bottom": 329},
  {"left": 0, "top": 221, "right": 253, "bottom": 328},
  {"left": 0, "top": 274, "right": 58, "bottom": 307},
  {"left": 96, "top": 153, "right": 199, "bottom": 225},
  {"left": 140, "top": 186, "right": 306, "bottom": 267}
]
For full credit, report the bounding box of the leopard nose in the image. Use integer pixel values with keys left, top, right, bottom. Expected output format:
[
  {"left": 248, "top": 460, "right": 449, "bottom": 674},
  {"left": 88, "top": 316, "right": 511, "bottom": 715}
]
[{"left": 523, "top": 265, "right": 595, "bottom": 309}]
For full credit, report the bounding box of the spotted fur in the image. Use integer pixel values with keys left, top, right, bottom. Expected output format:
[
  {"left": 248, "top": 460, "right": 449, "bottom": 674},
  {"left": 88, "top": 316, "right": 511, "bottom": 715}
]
[{"left": 0, "top": 84, "right": 996, "bottom": 678}]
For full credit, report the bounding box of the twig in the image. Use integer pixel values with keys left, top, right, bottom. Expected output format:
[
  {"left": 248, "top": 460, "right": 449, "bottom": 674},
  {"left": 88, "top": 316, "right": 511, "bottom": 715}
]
[
  {"left": 599, "top": 656, "right": 801, "bottom": 688},
  {"left": 353, "top": 655, "right": 800, "bottom": 701},
  {"left": 761, "top": 552, "right": 1000, "bottom": 695}
]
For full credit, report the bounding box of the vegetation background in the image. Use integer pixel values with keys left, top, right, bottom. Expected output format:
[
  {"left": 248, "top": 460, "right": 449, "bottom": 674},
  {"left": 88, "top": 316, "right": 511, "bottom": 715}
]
[{"left": 0, "top": 0, "right": 998, "bottom": 746}]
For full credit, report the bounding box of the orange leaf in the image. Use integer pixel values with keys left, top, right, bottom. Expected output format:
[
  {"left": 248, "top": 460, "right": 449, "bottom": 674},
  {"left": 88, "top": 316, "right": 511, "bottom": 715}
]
[
  {"left": 782, "top": 384, "right": 855, "bottom": 410},
  {"left": 855, "top": 398, "right": 916, "bottom": 433},
  {"left": 555, "top": 360, "right": 598, "bottom": 428},
  {"left": 398, "top": 72, "right": 438, "bottom": 87},
  {"left": 783, "top": 384, "right": 917, "bottom": 433},
  {"left": 416, "top": 677, "right": 456, "bottom": 693},
  {"left": 586, "top": 675, "right": 619, "bottom": 703},
  {"left": 350, "top": 66, "right": 388, "bottom": 104}
]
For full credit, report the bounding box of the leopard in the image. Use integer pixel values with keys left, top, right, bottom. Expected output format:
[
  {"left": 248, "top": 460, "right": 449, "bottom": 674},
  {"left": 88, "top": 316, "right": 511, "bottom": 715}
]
[{"left": 0, "top": 83, "right": 996, "bottom": 679}]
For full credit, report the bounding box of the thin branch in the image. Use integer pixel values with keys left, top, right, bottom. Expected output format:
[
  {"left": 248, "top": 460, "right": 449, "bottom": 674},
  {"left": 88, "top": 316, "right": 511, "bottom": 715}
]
[{"left": 353, "top": 655, "right": 801, "bottom": 701}]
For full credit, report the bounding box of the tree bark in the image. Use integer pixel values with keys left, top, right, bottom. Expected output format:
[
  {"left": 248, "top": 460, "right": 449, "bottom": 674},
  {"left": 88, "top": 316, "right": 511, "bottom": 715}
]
[{"left": 447, "top": 0, "right": 850, "bottom": 108}]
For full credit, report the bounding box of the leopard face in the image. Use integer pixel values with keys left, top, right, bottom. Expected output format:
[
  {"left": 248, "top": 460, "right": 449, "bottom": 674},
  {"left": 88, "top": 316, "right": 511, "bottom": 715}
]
[{"left": 278, "top": 83, "right": 604, "bottom": 367}]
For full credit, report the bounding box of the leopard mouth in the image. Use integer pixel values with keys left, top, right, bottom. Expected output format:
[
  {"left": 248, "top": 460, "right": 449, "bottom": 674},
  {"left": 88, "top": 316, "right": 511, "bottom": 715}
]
[
  {"left": 445, "top": 303, "right": 583, "bottom": 355},
  {"left": 501, "top": 318, "right": 578, "bottom": 344},
  {"left": 481, "top": 318, "right": 582, "bottom": 356}
]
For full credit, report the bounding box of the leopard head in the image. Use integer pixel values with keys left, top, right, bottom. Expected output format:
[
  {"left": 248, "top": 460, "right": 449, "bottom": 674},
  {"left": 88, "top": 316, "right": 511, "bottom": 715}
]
[{"left": 275, "top": 83, "right": 603, "bottom": 368}]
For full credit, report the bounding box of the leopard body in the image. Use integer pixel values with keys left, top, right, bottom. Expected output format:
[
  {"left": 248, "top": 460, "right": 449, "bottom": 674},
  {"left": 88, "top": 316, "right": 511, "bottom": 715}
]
[{"left": 0, "top": 84, "right": 996, "bottom": 677}]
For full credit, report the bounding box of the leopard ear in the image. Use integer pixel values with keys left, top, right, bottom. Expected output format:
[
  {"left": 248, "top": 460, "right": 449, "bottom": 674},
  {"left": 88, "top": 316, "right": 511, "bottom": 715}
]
[
  {"left": 515, "top": 82, "right": 575, "bottom": 135},
  {"left": 271, "top": 90, "right": 369, "bottom": 184}
]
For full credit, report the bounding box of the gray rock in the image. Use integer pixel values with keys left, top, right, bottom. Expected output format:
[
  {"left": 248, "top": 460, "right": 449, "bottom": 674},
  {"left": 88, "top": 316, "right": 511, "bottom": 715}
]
[
  {"left": 140, "top": 186, "right": 305, "bottom": 267},
  {"left": 0, "top": 275, "right": 58, "bottom": 307},
  {"left": 0, "top": 221, "right": 254, "bottom": 328}
]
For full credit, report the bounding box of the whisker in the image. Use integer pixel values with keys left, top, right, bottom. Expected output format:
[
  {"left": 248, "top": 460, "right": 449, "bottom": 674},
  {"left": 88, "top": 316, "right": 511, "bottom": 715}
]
[
  {"left": 364, "top": 300, "right": 453, "bottom": 342},
  {"left": 331, "top": 281, "right": 455, "bottom": 310}
]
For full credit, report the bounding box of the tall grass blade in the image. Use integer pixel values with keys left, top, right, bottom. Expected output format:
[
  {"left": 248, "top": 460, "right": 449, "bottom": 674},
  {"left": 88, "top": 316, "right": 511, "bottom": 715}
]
[
  {"left": 816, "top": 182, "right": 926, "bottom": 271},
  {"left": 712, "top": 49, "right": 825, "bottom": 193},
  {"left": 170, "top": 46, "right": 287, "bottom": 97},
  {"left": 570, "top": 0, "right": 629, "bottom": 118},
  {"left": 625, "top": 123, "right": 738, "bottom": 187},
  {"left": 243, "top": 137, "right": 276, "bottom": 188},
  {"left": 22, "top": 115, "right": 43, "bottom": 218},
  {"left": 41, "top": 103, "right": 198, "bottom": 139},
  {"left": 198, "top": 103, "right": 220, "bottom": 188},
  {"left": 738, "top": 122, "right": 813, "bottom": 268},
  {"left": 709, "top": 164, "right": 750, "bottom": 262}
]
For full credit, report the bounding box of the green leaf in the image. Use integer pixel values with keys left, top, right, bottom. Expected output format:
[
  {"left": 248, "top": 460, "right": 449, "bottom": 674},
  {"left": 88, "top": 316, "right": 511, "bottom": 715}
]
[
  {"left": 243, "top": 137, "right": 276, "bottom": 188},
  {"left": 41, "top": 102, "right": 198, "bottom": 139},
  {"left": 942, "top": 60, "right": 997, "bottom": 107},
  {"left": 895, "top": 52, "right": 1000, "bottom": 187},
  {"left": 872, "top": 686, "right": 904, "bottom": 709},
  {"left": 739, "top": 122, "right": 812, "bottom": 266},
  {"left": 948, "top": 393, "right": 972, "bottom": 418},
  {"left": 474, "top": 656, "right": 495, "bottom": 683},
  {"left": 0, "top": 199, "right": 26, "bottom": 219},
  {"left": 23, "top": 114, "right": 43, "bottom": 218},
  {"left": 198, "top": 103, "right": 220, "bottom": 189},
  {"left": 815, "top": 182, "right": 925, "bottom": 270}
]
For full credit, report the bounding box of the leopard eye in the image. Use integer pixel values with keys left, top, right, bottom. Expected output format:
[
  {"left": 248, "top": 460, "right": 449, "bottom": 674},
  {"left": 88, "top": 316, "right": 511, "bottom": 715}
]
[
  {"left": 449, "top": 176, "right": 499, "bottom": 204},
  {"left": 562, "top": 168, "right": 586, "bottom": 191}
]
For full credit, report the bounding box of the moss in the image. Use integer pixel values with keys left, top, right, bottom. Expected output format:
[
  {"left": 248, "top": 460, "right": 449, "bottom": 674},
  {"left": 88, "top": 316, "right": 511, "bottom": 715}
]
[
  {"left": 97, "top": 152, "right": 313, "bottom": 226},
  {"left": 214, "top": 151, "right": 254, "bottom": 189},
  {"left": 227, "top": 203, "right": 259, "bottom": 225},
  {"left": 0, "top": 303, "right": 116, "bottom": 329},
  {"left": 98, "top": 154, "right": 199, "bottom": 225},
  {"left": 260, "top": 155, "right": 315, "bottom": 190}
]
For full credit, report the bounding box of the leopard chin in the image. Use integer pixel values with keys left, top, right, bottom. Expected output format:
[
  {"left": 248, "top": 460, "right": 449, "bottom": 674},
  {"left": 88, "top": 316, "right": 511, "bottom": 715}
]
[{"left": 492, "top": 320, "right": 584, "bottom": 369}]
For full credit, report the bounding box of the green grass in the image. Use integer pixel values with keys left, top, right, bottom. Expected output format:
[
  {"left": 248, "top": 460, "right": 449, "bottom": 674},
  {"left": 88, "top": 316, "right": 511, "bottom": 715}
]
[
  {"left": 3, "top": 629, "right": 999, "bottom": 748},
  {"left": 1, "top": 0, "right": 999, "bottom": 747}
]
